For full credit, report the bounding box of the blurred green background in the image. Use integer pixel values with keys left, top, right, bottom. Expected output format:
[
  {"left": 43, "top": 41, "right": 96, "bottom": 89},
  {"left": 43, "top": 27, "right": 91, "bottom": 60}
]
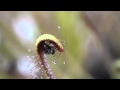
[{"left": 0, "top": 11, "right": 120, "bottom": 79}]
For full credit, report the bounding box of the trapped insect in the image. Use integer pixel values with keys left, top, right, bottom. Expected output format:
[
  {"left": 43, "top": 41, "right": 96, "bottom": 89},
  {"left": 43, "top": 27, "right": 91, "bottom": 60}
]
[{"left": 28, "top": 33, "right": 66, "bottom": 79}]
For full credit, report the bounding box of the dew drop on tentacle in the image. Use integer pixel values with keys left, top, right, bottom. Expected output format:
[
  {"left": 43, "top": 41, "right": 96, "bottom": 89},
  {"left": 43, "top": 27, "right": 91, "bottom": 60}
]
[
  {"left": 54, "top": 62, "right": 57, "bottom": 64},
  {"left": 51, "top": 76, "right": 54, "bottom": 79},
  {"left": 63, "top": 61, "right": 66, "bottom": 64},
  {"left": 52, "top": 60, "right": 54, "bottom": 63},
  {"left": 32, "top": 55, "right": 35, "bottom": 59},
  {"left": 28, "top": 58, "right": 32, "bottom": 61},
  {"left": 26, "top": 55, "right": 30, "bottom": 58},
  {"left": 41, "top": 77, "right": 43, "bottom": 79},
  {"left": 61, "top": 40, "right": 66, "bottom": 46},
  {"left": 58, "top": 26, "right": 61, "bottom": 29},
  {"left": 49, "top": 72, "right": 53, "bottom": 75},
  {"left": 52, "top": 60, "right": 57, "bottom": 64},
  {"left": 32, "top": 76, "right": 38, "bottom": 79},
  {"left": 28, "top": 49, "right": 31, "bottom": 52},
  {"left": 47, "top": 77, "right": 50, "bottom": 79}
]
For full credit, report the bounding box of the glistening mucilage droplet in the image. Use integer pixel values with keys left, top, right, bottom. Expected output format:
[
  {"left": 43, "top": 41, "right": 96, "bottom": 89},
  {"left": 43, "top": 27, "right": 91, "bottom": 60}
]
[
  {"left": 58, "top": 26, "right": 61, "bottom": 29},
  {"left": 63, "top": 61, "right": 66, "bottom": 64},
  {"left": 28, "top": 49, "right": 31, "bottom": 52}
]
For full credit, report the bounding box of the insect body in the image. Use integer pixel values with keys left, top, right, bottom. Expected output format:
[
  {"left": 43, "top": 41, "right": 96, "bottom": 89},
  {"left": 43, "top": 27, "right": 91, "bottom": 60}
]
[
  {"left": 35, "top": 34, "right": 64, "bottom": 55},
  {"left": 43, "top": 43, "right": 55, "bottom": 54}
]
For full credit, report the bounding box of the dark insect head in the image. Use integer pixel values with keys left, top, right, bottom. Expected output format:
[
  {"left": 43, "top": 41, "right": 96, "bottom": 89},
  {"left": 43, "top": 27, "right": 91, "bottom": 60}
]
[
  {"left": 43, "top": 44, "right": 55, "bottom": 55},
  {"left": 43, "top": 40, "right": 56, "bottom": 55}
]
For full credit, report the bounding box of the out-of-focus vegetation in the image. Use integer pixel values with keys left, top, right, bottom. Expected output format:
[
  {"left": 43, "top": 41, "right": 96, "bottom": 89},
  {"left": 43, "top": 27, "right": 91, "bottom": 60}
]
[{"left": 0, "top": 11, "right": 120, "bottom": 79}]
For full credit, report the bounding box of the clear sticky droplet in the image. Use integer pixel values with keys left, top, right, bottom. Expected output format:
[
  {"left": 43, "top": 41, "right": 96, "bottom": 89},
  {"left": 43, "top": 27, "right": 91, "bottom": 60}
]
[
  {"left": 47, "top": 77, "right": 50, "bottom": 79},
  {"left": 38, "top": 62, "right": 42, "bottom": 65},
  {"left": 41, "top": 77, "right": 43, "bottom": 79},
  {"left": 52, "top": 60, "right": 55, "bottom": 63},
  {"left": 54, "top": 62, "right": 56, "bottom": 64},
  {"left": 28, "top": 49, "right": 31, "bottom": 52},
  {"left": 58, "top": 26, "right": 61, "bottom": 29},
  {"left": 51, "top": 76, "right": 54, "bottom": 79},
  {"left": 38, "top": 68, "right": 41, "bottom": 70},
  {"left": 41, "top": 65, "right": 44, "bottom": 67},
  {"left": 27, "top": 56, "right": 31, "bottom": 61},
  {"left": 46, "top": 66, "right": 49, "bottom": 69},
  {"left": 26, "top": 56, "right": 30, "bottom": 58},
  {"left": 63, "top": 61, "right": 66, "bottom": 64},
  {"left": 48, "top": 64, "right": 50, "bottom": 67},
  {"left": 48, "top": 68, "right": 51, "bottom": 71},
  {"left": 28, "top": 58, "right": 31, "bottom": 61},
  {"left": 52, "top": 60, "right": 56, "bottom": 64},
  {"left": 32, "top": 55, "right": 35, "bottom": 58},
  {"left": 43, "top": 60, "right": 47, "bottom": 63},
  {"left": 49, "top": 72, "right": 53, "bottom": 75},
  {"left": 32, "top": 76, "right": 37, "bottom": 79},
  {"left": 62, "top": 40, "right": 66, "bottom": 46},
  {"left": 46, "top": 71, "right": 50, "bottom": 74}
]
